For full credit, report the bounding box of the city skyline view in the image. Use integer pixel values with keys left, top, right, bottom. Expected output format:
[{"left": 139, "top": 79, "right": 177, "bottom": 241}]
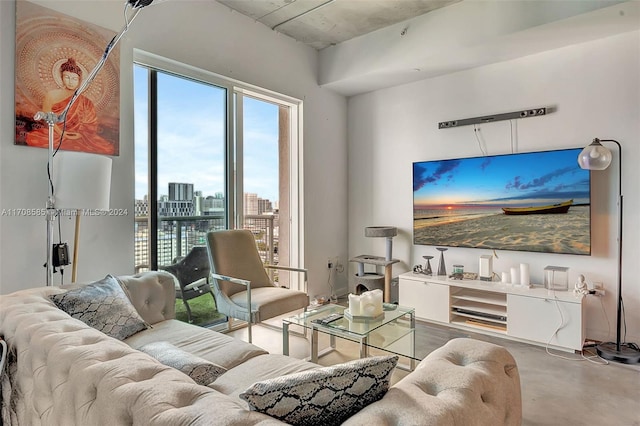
[{"left": 133, "top": 65, "right": 280, "bottom": 204}]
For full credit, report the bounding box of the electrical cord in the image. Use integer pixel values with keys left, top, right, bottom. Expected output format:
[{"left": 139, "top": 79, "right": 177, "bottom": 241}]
[
  {"left": 43, "top": 0, "right": 143, "bottom": 279},
  {"left": 473, "top": 125, "right": 488, "bottom": 156},
  {"left": 0, "top": 338, "right": 7, "bottom": 380},
  {"left": 544, "top": 291, "right": 608, "bottom": 365},
  {"left": 509, "top": 119, "right": 517, "bottom": 154},
  {"left": 47, "top": 0, "right": 142, "bottom": 199},
  {"left": 326, "top": 267, "right": 334, "bottom": 299}
]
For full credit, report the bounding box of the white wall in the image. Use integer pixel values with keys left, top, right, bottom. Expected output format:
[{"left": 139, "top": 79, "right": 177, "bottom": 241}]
[
  {"left": 347, "top": 31, "right": 640, "bottom": 344},
  {"left": 0, "top": 0, "right": 349, "bottom": 297}
]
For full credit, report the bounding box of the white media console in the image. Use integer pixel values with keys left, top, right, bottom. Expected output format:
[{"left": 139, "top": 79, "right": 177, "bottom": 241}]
[{"left": 398, "top": 272, "right": 585, "bottom": 352}]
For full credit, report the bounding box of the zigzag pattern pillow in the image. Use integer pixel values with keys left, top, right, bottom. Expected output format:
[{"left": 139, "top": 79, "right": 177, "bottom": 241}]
[{"left": 239, "top": 355, "right": 397, "bottom": 426}]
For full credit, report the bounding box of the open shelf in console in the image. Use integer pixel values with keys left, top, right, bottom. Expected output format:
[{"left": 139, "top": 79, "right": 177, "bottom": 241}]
[{"left": 450, "top": 287, "right": 507, "bottom": 333}]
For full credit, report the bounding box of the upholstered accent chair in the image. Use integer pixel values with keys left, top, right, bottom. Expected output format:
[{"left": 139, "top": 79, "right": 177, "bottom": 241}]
[
  {"left": 206, "top": 229, "right": 309, "bottom": 342},
  {"left": 160, "top": 246, "right": 214, "bottom": 323}
]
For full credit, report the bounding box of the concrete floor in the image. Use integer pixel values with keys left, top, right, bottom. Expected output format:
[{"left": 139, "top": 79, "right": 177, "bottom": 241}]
[{"left": 228, "top": 316, "right": 640, "bottom": 425}]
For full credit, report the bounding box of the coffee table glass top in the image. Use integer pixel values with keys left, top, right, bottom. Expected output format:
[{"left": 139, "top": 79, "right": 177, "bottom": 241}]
[{"left": 284, "top": 303, "right": 417, "bottom": 361}]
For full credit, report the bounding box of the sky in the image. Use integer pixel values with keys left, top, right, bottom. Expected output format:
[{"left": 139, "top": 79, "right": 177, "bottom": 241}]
[
  {"left": 413, "top": 148, "right": 590, "bottom": 208},
  {"left": 133, "top": 65, "right": 279, "bottom": 203}
]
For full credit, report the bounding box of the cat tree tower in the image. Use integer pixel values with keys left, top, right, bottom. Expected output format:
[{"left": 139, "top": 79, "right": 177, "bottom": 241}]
[{"left": 349, "top": 226, "right": 399, "bottom": 303}]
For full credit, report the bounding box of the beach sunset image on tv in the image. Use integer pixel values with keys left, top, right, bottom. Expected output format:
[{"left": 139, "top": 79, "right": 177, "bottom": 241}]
[{"left": 413, "top": 148, "right": 591, "bottom": 255}]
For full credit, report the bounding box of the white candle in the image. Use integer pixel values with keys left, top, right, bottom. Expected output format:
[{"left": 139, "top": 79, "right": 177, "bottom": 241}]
[
  {"left": 520, "top": 263, "right": 530, "bottom": 287},
  {"left": 371, "top": 289, "right": 383, "bottom": 316},
  {"left": 362, "top": 292, "right": 375, "bottom": 316},
  {"left": 501, "top": 272, "right": 510, "bottom": 284},
  {"left": 348, "top": 293, "right": 361, "bottom": 316},
  {"left": 511, "top": 267, "right": 519, "bottom": 285}
]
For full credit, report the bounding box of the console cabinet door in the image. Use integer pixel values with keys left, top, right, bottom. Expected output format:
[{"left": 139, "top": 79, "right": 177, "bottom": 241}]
[
  {"left": 507, "top": 294, "right": 583, "bottom": 351},
  {"left": 399, "top": 278, "right": 449, "bottom": 323}
]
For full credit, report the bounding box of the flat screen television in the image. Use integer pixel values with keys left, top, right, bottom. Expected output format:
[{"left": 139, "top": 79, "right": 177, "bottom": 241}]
[{"left": 413, "top": 148, "right": 591, "bottom": 255}]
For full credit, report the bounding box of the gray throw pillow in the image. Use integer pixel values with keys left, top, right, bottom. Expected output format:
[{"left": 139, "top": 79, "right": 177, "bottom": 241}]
[
  {"left": 139, "top": 341, "right": 227, "bottom": 386},
  {"left": 49, "top": 275, "right": 148, "bottom": 340},
  {"left": 239, "top": 355, "right": 398, "bottom": 426}
]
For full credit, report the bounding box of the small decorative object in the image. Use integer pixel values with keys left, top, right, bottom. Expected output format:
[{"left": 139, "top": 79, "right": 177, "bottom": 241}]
[
  {"left": 346, "top": 289, "right": 384, "bottom": 321},
  {"left": 501, "top": 271, "right": 510, "bottom": 284},
  {"left": 312, "top": 295, "right": 328, "bottom": 306},
  {"left": 462, "top": 272, "right": 478, "bottom": 280},
  {"left": 479, "top": 255, "right": 493, "bottom": 281},
  {"left": 520, "top": 263, "right": 530, "bottom": 287},
  {"left": 544, "top": 266, "right": 569, "bottom": 291},
  {"left": 422, "top": 255, "right": 433, "bottom": 275},
  {"left": 436, "top": 247, "right": 448, "bottom": 276},
  {"left": 574, "top": 274, "right": 589, "bottom": 295},
  {"left": 510, "top": 266, "right": 520, "bottom": 285},
  {"left": 451, "top": 264, "right": 464, "bottom": 280}
]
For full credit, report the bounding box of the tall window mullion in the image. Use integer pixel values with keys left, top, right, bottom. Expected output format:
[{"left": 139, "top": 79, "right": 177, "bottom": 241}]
[{"left": 149, "top": 69, "right": 158, "bottom": 271}]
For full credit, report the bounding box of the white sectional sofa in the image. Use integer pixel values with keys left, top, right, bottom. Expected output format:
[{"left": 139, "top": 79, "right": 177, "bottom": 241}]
[{"left": 0, "top": 271, "right": 522, "bottom": 425}]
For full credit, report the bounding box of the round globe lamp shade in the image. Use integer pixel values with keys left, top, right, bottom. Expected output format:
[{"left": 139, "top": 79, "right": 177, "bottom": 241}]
[{"left": 577, "top": 139, "right": 612, "bottom": 171}]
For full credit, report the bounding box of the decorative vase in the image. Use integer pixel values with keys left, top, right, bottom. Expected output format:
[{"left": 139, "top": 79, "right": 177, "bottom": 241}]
[
  {"left": 422, "top": 255, "right": 433, "bottom": 275},
  {"left": 436, "top": 248, "right": 448, "bottom": 276}
]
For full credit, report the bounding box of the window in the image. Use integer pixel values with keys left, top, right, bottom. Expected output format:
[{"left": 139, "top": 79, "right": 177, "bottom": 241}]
[{"left": 133, "top": 52, "right": 303, "bottom": 323}]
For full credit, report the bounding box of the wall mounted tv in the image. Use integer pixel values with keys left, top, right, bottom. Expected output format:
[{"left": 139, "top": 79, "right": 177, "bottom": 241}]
[{"left": 413, "top": 148, "right": 591, "bottom": 255}]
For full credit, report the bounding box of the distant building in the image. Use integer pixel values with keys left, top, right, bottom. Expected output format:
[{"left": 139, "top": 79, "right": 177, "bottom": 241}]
[
  {"left": 258, "top": 198, "right": 273, "bottom": 214},
  {"left": 134, "top": 196, "right": 148, "bottom": 216},
  {"left": 245, "top": 193, "right": 258, "bottom": 215},
  {"left": 169, "top": 183, "right": 194, "bottom": 201}
]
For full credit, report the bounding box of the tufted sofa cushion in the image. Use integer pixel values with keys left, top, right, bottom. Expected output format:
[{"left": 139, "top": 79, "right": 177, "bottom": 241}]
[
  {"left": 117, "top": 271, "right": 177, "bottom": 324},
  {"left": 343, "top": 338, "right": 522, "bottom": 425}
]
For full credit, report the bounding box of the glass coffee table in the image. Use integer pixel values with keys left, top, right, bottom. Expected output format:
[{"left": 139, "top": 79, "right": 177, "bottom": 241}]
[{"left": 283, "top": 303, "right": 417, "bottom": 370}]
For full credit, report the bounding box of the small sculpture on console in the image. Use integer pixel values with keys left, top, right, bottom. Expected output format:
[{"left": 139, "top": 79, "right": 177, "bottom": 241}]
[
  {"left": 436, "top": 247, "right": 448, "bottom": 276},
  {"left": 422, "top": 255, "right": 433, "bottom": 275}
]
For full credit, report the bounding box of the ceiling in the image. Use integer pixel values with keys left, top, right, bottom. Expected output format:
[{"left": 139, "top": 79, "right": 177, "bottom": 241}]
[{"left": 215, "top": 0, "right": 462, "bottom": 50}]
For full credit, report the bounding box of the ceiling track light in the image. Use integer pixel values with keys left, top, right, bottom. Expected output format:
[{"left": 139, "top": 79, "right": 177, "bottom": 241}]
[{"left": 438, "top": 107, "right": 550, "bottom": 129}]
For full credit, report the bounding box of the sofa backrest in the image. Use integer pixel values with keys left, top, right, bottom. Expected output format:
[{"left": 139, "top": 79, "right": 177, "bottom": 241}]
[
  {"left": 0, "top": 275, "right": 286, "bottom": 426},
  {"left": 118, "top": 271, "right": 177, "bottom": 325}
]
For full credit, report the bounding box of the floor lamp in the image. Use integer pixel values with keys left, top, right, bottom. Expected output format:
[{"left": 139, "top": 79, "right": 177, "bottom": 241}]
[
  {"left": 33, "top": 0, "right": 155, "bottom": 286},
  {"left": 53, "top": 151, "right": 112, "bottom": 283},
  {"left": 577, "top": 138, "right": 640, "bottom": 364}
]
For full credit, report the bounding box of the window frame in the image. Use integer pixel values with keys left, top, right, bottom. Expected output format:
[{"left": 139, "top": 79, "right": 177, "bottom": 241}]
[{"left": 133, "top": 50, "right": 304, "bottom": 277}]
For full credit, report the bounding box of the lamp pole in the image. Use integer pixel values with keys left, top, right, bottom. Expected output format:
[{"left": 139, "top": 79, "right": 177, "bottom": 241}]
[
  {"left": 599, "top": 140, "right": 623, "bottom": 357},
  {"left": 581, "top": 139, "right": 639, "bottom": 364},
  {"left": 33, "top": 0, "right": 152, "bottom": 286}
]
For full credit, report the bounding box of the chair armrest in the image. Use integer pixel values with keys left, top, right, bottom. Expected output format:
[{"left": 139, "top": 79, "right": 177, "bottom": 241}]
[
  {"left": 182, "top": 277, "right": 209, "bottom": 292},
  {"left": 210, "top": 273, "right": 250, "bottom": 287},
  {"left": 264, "top": 265, "right": 308, "bottom": 292},
  {"left": 211, "top": 273, "right": 256, "bottom": 328},
  {"left": 210, "top": 273, "right": 253, "bottom": 314}
]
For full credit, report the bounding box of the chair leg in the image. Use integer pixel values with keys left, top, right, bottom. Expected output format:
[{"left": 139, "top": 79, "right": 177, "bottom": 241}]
[{"left": 183, "top": 300, "right": 193, "bottom": 324}]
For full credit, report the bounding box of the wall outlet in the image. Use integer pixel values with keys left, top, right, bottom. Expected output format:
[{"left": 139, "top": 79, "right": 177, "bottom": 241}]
[
  {"left": 590, "top": 282, "right": 605, "bottom": 296},
  {"left": 327, "top": 257, "right": 344, "bottom": 273}
]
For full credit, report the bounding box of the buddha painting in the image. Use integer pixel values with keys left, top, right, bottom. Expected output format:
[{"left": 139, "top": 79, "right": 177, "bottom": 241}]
[{"left": 15, "top": 1, "right": 120, "bottom": 156}]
